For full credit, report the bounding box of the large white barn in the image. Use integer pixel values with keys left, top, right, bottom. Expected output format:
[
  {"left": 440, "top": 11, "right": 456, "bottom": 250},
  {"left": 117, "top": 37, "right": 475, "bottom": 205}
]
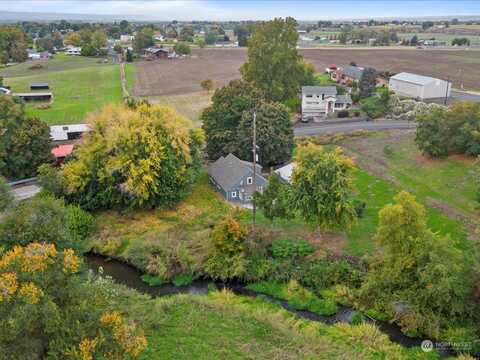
[{"left": 389, "top": 72, "right": 451, "bottom": 100}]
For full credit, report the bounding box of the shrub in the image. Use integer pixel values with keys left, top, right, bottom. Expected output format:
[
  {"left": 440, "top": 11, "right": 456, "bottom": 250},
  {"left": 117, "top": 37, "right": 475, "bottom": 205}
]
[
  {"left": 271, "top": 238, "right": 314, "bottom": 259},
  {"left": 352, "top": 199, "right": 366, "bottom": 218},
  {"left": 173, "top": 272, "right": 197, "bottom": 287},
  {"left": 301, "top": 259, "right": 365, "bottom": 292},
  {"left": 141, "top": 273, "right": 166, "bottom": 286},
  {"left": 337, "top": 110, "right": 349, "bottom": 118},
  {"left": 66, "top": 205, "right": 96, "bottom": 241},
  {"left": 0, "top": 195, "right": 82, "bottom": 252},
  {"left": 0, "top": 176, "right": 13, "bottom": 211},
  {"left": 243, "top": 254, "right": 274, "bottom": 282}
]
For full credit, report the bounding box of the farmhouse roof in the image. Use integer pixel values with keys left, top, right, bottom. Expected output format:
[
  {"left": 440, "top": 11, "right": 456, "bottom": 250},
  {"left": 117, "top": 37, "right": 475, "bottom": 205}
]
[
  {"left": 302, "top": 86, "right": 337, "bottom": 96},
  {"left": 51, "top": 144, "right": 74, "bottom": 158},
  {"left": 207, "top": 153, "right": 262, "bottom": 190},
  {"left": 343, "top": 66, "right": 364, "bottom": 80},
  {"left": 390, "top": 72, "right": 446, "bottom": 86}
]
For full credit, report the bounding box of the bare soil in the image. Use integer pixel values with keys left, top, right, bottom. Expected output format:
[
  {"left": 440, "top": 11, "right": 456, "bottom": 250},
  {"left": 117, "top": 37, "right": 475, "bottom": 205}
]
[{"left": 134, "top": 48, "right": 480, "bottom": 96}]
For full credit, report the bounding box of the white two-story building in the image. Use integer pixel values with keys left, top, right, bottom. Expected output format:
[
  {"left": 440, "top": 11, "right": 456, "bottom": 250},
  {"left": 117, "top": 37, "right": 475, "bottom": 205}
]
[{"left": 301, "top": 86, "right": 352, "bottom": 121}]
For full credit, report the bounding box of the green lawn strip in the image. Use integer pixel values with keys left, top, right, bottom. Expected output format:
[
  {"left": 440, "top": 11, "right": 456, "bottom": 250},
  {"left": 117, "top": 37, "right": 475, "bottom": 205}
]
[
  {"left": 124, "top": 62, "right": 137, "bottom": 94},
  {"left": 246, "top": 281, "right": 338, "bottom": 316},
  {"left": 4, "top": 63, "right": 121, "bottom": 125},
  {"left": 119, "top": 291, "right": 421, "bottom": 360}
]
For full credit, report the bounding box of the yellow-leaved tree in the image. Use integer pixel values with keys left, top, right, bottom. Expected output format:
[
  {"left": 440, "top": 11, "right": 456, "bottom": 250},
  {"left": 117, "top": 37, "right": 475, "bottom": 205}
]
[{"left": 59, "top": 103, "right": 203, "bottom": 209}]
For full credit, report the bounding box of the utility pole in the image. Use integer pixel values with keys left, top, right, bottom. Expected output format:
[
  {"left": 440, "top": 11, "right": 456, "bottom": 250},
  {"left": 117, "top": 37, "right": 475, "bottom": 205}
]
[
  {"left": 444, "top": 76, "right": 450, "bottom": 105},
  {"left": 252, "top": 110, "right": 257, "bottom": 231}
]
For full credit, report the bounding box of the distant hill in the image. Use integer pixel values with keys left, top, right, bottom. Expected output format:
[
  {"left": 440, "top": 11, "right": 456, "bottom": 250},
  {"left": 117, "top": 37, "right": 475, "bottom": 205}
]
[{"left": 0, "top": 11, "right": 479, "bottom": 23}]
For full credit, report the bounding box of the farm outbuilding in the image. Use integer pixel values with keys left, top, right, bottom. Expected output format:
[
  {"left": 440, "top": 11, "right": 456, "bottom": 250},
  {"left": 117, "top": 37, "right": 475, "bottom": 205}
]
[
  {"left": 30, "top": 83, "right": 49, "bottom": 90},
  {"left": 389, "top": 72, "right": 451, "bottom": 100},
  {"left": 50, "top": 124, "right": 90, "bottom": 141},
  {"left": 14, "top": 92, "right": 52, "bottom": 102}
]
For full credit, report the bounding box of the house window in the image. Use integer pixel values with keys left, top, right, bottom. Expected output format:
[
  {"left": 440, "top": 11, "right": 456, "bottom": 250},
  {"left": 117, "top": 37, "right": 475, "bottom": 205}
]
[
  {"left": 322, "top": 94, "right": 325, "bottom": 100},
  {"left": 306, "top": 94, "right": 313, "bottom": 98},
  {"left": 231, "top": 191, "right": 237, "bottom": 198},
  {"left": 246, "top": 177, "right": 253, "bottom": 185},
  {"left": 335, "top": 103, "right": 343, "bottom": 108}
]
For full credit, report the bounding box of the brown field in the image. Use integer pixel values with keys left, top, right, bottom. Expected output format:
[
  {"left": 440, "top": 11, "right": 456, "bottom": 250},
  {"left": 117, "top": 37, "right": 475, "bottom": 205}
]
[{"left": 133, "top": 47, "right": 480, "bottom": 97}]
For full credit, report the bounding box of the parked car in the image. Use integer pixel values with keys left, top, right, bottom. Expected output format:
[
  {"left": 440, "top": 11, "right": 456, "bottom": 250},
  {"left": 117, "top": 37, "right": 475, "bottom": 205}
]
[{"left": 0, "top": 87, "right": 12, "bottom": 95}]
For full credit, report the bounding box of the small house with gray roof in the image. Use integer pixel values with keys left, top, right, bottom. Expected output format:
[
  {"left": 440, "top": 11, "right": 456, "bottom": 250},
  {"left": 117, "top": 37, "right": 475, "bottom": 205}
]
[
  {"left": 331, "top": 65, "right": 364, "bottom": 85},
  {"left": 301, "top": 86, "right": 352, "bottom": 121},
  {"left": 207, "top": 153, "right": 267, "bottom": 204}
]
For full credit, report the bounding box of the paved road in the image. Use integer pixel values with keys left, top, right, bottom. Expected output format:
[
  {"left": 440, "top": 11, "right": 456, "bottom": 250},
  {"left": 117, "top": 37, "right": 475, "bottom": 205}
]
[
  {"left": 450, "top": 90, "right": 480, "bottom": 103},
  {"left": 294, "top": 120, "right": 416, "bottom": 137},
  {"left": 11, "top": 184, "right": 41, "bottom": 201}
]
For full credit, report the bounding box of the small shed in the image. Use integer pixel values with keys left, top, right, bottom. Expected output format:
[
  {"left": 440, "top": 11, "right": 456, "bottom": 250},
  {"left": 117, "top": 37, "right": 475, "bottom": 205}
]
[
  {"left": 51, "top": 144, "right": 74, "bottom": 165},
  {"left": 30, "top": 82, "right": 49, "bottom": 90},
  {"left": 389, "top": 72, "right": 451, "bottom": 100},
  {"left": 14, "top": 92, "right": 52, "bottom": 102}
]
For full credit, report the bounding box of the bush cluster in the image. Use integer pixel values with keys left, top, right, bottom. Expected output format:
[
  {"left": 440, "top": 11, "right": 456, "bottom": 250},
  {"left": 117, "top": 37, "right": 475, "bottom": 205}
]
[{"left": 415, "top": 101, "right": 480, "bottom": 157}]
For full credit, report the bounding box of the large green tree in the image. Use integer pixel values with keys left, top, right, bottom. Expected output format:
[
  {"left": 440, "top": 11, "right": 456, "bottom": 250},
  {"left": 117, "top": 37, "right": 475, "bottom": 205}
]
[
  {"left": 359, "top": 67, "right": 377, "bottom": 98},
  {"left": 240, "top": 17, "right": 314, "bottom": 102},
  {"left": 0, "top": 95, "right": 53, "bottom": 180},
  {"left": 0, "top": 26, "right": 28, "bottom": 64},
  {"left": 291, "top": 143, "right": 357, "bottom": 230},
  {"left": 201, "top": 80, "right": 261, "bottom": 160},
  {"left": 236, "top": 101, "right": 294, "bottom": 166},
  {"left": 133, "top": 27, "right": 154, "bottom": 53},
  {"left": 59, "top": 103, "right": 203, "bottom": 210},
  {"left": 360, "top": 191, "right": 477, "bottom": 338}
]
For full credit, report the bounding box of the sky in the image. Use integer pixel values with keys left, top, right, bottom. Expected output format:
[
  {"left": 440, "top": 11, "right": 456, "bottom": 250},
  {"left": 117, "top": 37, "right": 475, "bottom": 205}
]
[{"left": 3, "top": 0, "right": 480, "bottom": 21}]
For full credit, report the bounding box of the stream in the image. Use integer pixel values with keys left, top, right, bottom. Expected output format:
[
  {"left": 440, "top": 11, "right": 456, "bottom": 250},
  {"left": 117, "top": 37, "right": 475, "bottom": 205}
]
[{"left": 85, "top": 253, "right": 451, "bottom": 357}]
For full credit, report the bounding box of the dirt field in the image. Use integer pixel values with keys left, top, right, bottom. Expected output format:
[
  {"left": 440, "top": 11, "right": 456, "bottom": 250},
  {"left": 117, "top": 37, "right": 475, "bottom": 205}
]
[
  {"left": 133, "top": 48, "right": 246, "bottom": 96},
  {"left": 133, "top": 48, "right": 480, "bottom": 96},
  {"left": 301, "top": 48, "right": 480, "bottom": 91}
]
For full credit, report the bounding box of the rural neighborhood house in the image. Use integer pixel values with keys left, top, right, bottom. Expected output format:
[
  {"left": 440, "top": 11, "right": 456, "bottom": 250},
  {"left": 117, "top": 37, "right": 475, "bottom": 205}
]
[
  {"left": 301, "top": 86, "right": 352, "bottom": 121},
  {"left": 207, "top": 153, "right": 267, "bottom": 204}
]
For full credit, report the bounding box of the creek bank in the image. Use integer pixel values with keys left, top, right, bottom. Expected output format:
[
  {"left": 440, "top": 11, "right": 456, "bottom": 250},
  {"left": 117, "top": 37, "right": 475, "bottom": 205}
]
[{"left": 85, "top": 252, "right": 451, "bottom": 357}]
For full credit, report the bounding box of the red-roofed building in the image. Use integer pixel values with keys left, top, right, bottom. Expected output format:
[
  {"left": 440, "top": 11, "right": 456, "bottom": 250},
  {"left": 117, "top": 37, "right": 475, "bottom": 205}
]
[{"left": 51, "top": 144, "right": 74, "bottom": 165}]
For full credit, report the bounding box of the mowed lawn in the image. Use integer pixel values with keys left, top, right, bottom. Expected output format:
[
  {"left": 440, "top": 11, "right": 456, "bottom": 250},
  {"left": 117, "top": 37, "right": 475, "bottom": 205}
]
[{"left": 1, "top": 55, "right": 123, "bottom": 125}]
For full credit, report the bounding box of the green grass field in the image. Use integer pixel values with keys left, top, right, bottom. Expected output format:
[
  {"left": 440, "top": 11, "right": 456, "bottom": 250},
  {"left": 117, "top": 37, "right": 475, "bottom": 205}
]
[
  {"left": 1, "top": 54, "right": 124, "bottom": 125},
  {"left": 120, "top": 291, "right": 429, "bottom": 360}
]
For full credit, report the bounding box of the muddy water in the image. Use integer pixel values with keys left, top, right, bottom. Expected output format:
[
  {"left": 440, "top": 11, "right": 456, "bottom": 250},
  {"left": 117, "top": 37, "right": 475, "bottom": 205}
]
[{"left": 85, "top": 253, "right": 450, "bottom": 356}]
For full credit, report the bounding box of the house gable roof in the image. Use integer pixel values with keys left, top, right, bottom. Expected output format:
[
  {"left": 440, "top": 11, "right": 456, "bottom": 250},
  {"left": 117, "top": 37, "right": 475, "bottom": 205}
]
[
  {"left": 207, "top": 153, "right": 263, "bottom": 190},
  {"left": 390, "top": 72, "right": 444, "bottom": 86},
  {"left": 343, "top": 66, "right": 364, "bottom": 80},
  {"left": 302, "top": 86, "right": 337, "bottom": 96}
]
